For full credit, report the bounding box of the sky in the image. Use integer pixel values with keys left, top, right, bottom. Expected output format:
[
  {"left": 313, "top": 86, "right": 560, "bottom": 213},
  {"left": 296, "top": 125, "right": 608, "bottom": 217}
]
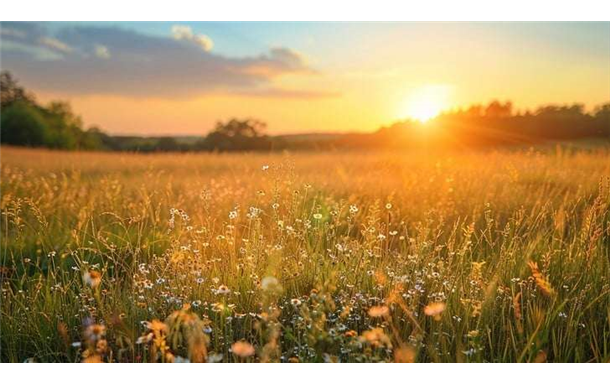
[{"left": 1, "top": 22, "right": 609, "bottom": 136}]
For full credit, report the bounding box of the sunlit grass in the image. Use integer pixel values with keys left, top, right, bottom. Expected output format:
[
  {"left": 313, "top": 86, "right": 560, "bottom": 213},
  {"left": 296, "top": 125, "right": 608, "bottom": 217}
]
[{"left": 1, "top": 145, "right": 609, "bottom": 362}]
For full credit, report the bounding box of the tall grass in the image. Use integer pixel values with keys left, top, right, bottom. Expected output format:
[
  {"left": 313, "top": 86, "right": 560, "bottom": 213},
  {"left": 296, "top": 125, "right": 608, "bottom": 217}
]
[{"left": 1, "top": 145, "right": 609, "bottom": 362}]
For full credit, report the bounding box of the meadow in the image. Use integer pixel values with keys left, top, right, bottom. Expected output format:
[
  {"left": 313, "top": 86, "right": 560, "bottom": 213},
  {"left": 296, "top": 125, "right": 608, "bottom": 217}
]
[{"left": 1, "top": 145, "right": 609, "bottom": 363}]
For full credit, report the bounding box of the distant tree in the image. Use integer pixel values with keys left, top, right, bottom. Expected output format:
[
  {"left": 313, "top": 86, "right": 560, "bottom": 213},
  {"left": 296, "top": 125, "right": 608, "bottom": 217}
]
[
  {"left": 156, "top": 137, "right": 180, "bottom": 152},
  {"left": 83, "top": 126, "right": 115, "bottom": 150},
  {"left": 1, "top": 71, "right": 112, "bottom": 150},
  {"left": 593, "top": 103, "right": 610, "bottom": 137},
  {"left": 42, "top": 101, "right": 84, "bottom": 149},
  {"left": 1, "top": 71, "right": 35, "bottom": 109},
  {"left": 484, "top": 100, "right": 513, "bottom": 118},
  {"left": 213, "top": 119, "right": 267, "bottom": 137},
  {"left": 202, "top": 119, "right": 271, "bottom": 151},
  {"left": 594, "top": 103, "right": 610, "bottom": 121},
  {"left": 1, "top": 101, "right": 50, "bottom": 147}
]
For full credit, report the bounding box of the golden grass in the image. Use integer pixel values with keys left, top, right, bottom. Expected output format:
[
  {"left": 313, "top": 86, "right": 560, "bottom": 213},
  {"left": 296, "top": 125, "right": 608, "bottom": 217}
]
[{"left": 1, "top": 145, "right": 609, "bottom": 362}]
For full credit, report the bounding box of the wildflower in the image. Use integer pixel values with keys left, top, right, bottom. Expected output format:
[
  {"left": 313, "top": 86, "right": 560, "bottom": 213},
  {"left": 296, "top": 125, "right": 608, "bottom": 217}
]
[
  {"left": 344, "top": 330, "right": 357, "bottom": 338},
  {"left": 261, "top": 276, "right": 282, "bottom": 293},
  {"left": 82, "top": 323, "right": 107, "bottom": 362},
  {"left": 216, "top": 285, "right": 231, "bottom": 295},
  {"left": 83, "top": 270, "right": 101, "bottom": 289},
  {"left": 424, "top": 302, "right": 446, "bottom": 320},
  {"left": 247, "top": 207, "right": 261, "bottom": 219},
  {"left": 211, "top": 302, "right": 226, "bottom": 313},
  {"left": 467, "top": 330, "right": 479, "bottom": 338},
  {"left": 462, "top": 348, "right": 476, "bottom": 357},
  {"left": 208, "top": 353, "right": 223, "bottom": 363},
  {"left": 385, "top": 203, "right": 392, "bottom": 210},
  {"left": 368, "top": 305, "right": 389, "bottom": 318},
  {"left": 262, "top": 165, "right": 269, "bottom": 171},
  {"left": 290, "top": 298, "right": 302, "bottom": 307},
  {"left": 313, "top": 213, "right": 323, "bottom": 220},
  {"left": 360, "top": 328, "right": 392, "bottom": 348},
  {"left": 229, "top": 210, "right": 238, "bottom": 220},
  {"left": 394, "top": 347, "right": 416, "bottom": 363},
  {"left": 349, "top": 204, "right": 359, "bottom": 214},
  {"left": 231, "top": 341, "right": 255, "bottom": 358},
  {"left": 136, "top": 333, "right": 154, "bottom": 344}
]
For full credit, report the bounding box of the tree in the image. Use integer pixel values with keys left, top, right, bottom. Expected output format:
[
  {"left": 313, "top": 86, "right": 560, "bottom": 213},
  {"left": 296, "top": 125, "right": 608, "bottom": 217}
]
[
  {"left": 213, "top": 119, "right": 267, "bottom": 138},
  {"left": 43, "top": 101, "right": 84, "bottom": 149},
  {"left": 156, "top": 137, "right": 180, "bottom": 152},
  {"left": 201, "top": 119, "right": 271, "bottom": 151},
  {"left": 1, "top": 71, "right": 35, "bottom": 109},
  {"left": 1, "top": 102, "right": 50, "bottom": 147},
  {"left": 484, "top": 100, "right": 513, "bottom": 118}
]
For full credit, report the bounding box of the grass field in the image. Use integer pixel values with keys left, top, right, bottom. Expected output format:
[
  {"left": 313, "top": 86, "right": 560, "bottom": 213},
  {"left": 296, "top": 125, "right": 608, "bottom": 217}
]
[{"left": 1, "top": 145, "right": 609, "bottom": 362}]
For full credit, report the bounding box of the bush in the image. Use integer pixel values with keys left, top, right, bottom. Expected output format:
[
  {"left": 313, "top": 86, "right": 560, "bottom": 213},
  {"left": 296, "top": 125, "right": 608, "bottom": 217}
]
[{"left": 1, "top": 102, "right": 51, "bottom": 147}]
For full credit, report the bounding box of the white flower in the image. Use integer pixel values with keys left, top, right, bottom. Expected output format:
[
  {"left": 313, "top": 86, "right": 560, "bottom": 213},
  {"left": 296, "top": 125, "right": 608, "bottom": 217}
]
[
  {"left": 216, "top": 285, "right": 231, "bottom": 295},
  {"left": 261, "top": 276, "right": 282, "bottom": 293},
  {"left": 83, "top": 270, "right": 101, "bottom": 289}
]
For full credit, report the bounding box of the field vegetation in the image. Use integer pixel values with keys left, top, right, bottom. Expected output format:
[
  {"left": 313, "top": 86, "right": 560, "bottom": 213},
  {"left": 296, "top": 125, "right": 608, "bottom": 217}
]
[{"left": 1, "top": 145, "right": 609, "bottom": 362}]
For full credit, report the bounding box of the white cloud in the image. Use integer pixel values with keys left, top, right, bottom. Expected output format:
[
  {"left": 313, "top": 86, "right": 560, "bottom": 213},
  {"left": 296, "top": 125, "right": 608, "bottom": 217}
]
[
  {"left": 171, "top": 24, "right": 213, "bottom": 52},
  {"left": 1, "top": 23, "right": 321, "bottom": 99},
  {"left": 94, "top": 44, "right": 110, "bottom": 59},
  {"left": 38, "top": 37, "right": 72, "bottom": 53}
]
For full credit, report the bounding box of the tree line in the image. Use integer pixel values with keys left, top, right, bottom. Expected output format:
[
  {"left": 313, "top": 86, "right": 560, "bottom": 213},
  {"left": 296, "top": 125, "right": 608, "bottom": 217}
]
[
  {"left": 1, "top": 71, "right": 274, "bottom": 152},
  {"left": 1, "top": 71, "right": 609, "bottom": 152},
  {"left": 365, "top": 100, "right": 610, "bottom": 149}
]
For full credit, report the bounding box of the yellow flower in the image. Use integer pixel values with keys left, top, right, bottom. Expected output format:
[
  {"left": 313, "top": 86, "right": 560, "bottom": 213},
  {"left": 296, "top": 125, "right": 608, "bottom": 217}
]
[
  {"left": 232, "top": 341, "right": 255, "bottom": 358},
  {"left": 368, "top": 305, "right": 389, "bottom": 318},
  {"left": 424, "top": 302, "right": 446, "bottom": 320},
  {"left": 360, "top": 328, "right": 392, "bottom": 348},
  {"left": 467, "top": 330, "right": 479, "bottom": 338}
]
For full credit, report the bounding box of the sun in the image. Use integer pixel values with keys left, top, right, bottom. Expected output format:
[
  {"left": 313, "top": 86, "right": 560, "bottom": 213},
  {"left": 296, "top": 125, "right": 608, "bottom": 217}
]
[
  {"left": 401, "top": 85, "right": 451, "bottom": 122},
  {"left": 406, "top": 99, "right": 442, "bottom": 122}
]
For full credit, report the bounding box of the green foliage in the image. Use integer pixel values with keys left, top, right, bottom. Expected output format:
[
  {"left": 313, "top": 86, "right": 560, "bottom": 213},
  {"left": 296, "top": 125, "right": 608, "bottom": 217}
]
[
  {"left": 1, "top": 71, "right": 104, "bottom": 150},
  {"left": 1, "top": 101, "right": 51, "bottom": 147}
]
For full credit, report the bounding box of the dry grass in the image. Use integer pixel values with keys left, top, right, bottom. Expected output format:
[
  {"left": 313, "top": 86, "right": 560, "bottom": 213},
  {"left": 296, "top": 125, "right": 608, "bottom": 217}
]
[{"left": 1, "top": 145, "right": 609, "bottom": 362}]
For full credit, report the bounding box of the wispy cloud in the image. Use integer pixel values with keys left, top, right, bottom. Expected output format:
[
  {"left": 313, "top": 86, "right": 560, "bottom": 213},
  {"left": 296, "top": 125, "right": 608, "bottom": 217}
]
[
  {"left": 0, "top": 22, "right": 332, "bottom": 99},
  {"left": 38, "top": 36, "right": 72, "bottom": 53}
]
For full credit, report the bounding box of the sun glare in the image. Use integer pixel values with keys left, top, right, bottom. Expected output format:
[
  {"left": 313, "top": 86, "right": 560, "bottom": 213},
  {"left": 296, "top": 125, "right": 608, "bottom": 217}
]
[{"left": 402, "top": 85, "right": 451, "bottom": 122}]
